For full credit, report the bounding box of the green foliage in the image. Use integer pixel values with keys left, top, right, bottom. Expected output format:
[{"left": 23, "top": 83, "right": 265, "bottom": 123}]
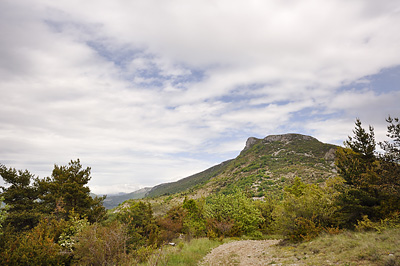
[
  {"left": 0, "top": 196, "right": 8, "bottom": 234},
  {"left": 0, "top": 217, "right": 71, "bottom": 266},
  {"left": 284, "top": 176, "right": 307, "bottom": 197},
  {"left": 58, "top": 211, "right": 89, "bottom": 252},
  {"left": 73, "top": 221, "right": 133, "bottom": 265},
  {"left": 274, "top": 177, "right": 339, "bottom": 241},
  {"left": 182, "top": 198, "right": 206, "bottom": 238},
  {"left": 146, "top": 238, "right": 223, "bottom": 266},
  {"left": 205, "top": 188, "right": 264, "bottom": 237},
  {"left": 355, "top": 212, "right": 400, "bottom": 233},
  {"left": 36, "top": 159, "right": 106, "bottom": 222},
  {"left": 254, "top": 198, "right": 277, "bottom": 234},
  {"left": 269, "top": 228, "right": 400, "bottom": 265},
  {"left": 117, "top": 201, "right": 159, "bottom": 250},
  {"left": 380, "top": 116, "right": 400, "bottom": 163},
  {"left": 0, "top": 165, "right": 40, "bottom": 232},
  {"left": 335, "top": 117, "right": 400, "bottom": 227},
  {"left": 345, "top": 118, "right": 376, "bottom": 162},
  {"left": 378, "top": 117, "right": 400, "bottom": 215},
  {"left": 0, "top": 160, "right": 116, "bottom": 264}
]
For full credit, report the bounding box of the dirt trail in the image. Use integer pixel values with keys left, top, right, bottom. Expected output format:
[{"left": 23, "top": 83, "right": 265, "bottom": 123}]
[{"left": 199, "top": 239, "right": 285, "bottom": 266}]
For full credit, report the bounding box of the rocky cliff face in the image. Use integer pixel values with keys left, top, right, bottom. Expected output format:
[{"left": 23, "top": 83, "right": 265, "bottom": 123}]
[
  {"left": 263, "top": 133, "right": 316, "bottom": 143},
  {"left": 243, "top": 137, "right": 259, "bottom": 151},
  {"left": 244, "top": 133, "right": 317, "bottom": 151}
]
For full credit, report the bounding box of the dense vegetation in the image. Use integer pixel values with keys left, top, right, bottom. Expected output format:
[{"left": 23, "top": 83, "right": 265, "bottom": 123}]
[{"left": 0, "top": 117, "right": 399, "bottom": 265}]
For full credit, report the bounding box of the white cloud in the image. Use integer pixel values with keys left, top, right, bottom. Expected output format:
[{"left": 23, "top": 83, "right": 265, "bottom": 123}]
[{"left": 1, "top": 0, "right": 400, "bottom": 194}]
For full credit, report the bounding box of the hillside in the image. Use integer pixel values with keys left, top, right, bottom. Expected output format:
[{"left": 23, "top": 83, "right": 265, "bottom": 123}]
[
  {"left": 205, "top": 133, "right": 338, "bottom": 197},
  {"left": 102, "top": 187, "right": 152, "bottom": 209},
  {"left": 139, "top": 133, "right": 338, "bottom": 210},
  {"left": 113, "top": 133, "right": 338, "bottom": 214},
  {"left": 145, "top": 159, "right": 233, "bottom": 198}
]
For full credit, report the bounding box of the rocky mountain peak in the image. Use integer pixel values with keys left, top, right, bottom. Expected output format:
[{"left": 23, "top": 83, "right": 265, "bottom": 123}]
[
  {"left": 243, "top": 137, "right": 259, "bottom": 151},
  {"left": 263, "top": 133, "right": 316, "bottom": 143},
  {"left": 243, "top": 133, "right": 316, "bottom": 151}
]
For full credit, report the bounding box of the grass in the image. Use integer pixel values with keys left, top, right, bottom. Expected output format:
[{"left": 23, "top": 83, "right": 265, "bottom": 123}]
[
  {"left": 269, "top": 228, "right": 400, "bottom": 265},
  {"left": 140, "top": 238, "right": 226, "bottom": 266},
  {"left": 138, "top": 229, "right": 400, "bottom": 265}
]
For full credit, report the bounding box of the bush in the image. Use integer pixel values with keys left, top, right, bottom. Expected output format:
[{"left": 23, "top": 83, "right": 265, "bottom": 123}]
[
  {"left": 157, "top": 205, "right": 185, "bottom": 243},
  {"left": 274, "top": 177, "right": 339, "bottom": 241},
  {"left": 73, "top": 222, "right": 132, "bottom": 266},
  {"left": 355, "top": 212, "right": 400, "bottom": 233},
  {"left": 255, "top": 198, "right": 277, "bottom": 234},
  {"left": 0, "top": 217, "right": 71, "bottom": 265},
  {"left": 205, "top": 188, "right": 264, "bottom": 237},
  {"left": 117, "top": 201, "right": 159, "bottom": 250},
  {"left": 182, "top": 198, "right": 206, "bottom": 238}
]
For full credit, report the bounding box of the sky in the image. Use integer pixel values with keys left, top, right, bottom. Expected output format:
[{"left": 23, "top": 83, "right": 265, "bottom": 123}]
[{"left": 1, "top": 0, "right": 400, "bottom": 195}]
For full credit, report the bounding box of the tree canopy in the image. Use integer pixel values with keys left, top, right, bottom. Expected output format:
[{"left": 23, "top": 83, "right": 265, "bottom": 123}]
[
  {"left": 36, "top": 159, "right": 106, "bottom": 222},
  {"left": 335, "top": 117, "right": 400, "bottom": 227}
]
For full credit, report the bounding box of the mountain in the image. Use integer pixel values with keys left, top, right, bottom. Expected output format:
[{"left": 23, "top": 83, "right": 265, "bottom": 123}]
[
  {"left": 145, "top": 159, "right": 233, "bottom": 198},
  {"left": 102, "top": 187, "right": 152, "bottom": 209},
  {"left": 145, "top": 133, "right": 338, "bottom": 200},
  {"left": 109, "top": 133, "right": 338, "bottom": 213}
]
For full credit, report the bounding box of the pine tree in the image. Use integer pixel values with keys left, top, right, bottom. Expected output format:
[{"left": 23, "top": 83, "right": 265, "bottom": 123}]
[
  {"left": 36, "top": 159, "right": 106, "bottom": 222},
  {"left": 0, "top": 165, "right": 40, "bottom": 232},
  {"left": 378, "top": 117, "right": 400, "bottom": 214},
  {"left": 335, "top": 117, "right": 400, "bottom": 227}
]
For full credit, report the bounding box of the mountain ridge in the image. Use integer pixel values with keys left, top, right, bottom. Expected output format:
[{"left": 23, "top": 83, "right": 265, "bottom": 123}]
[{"left": 107, "top": 133, "right": 338, "bottom": 209}]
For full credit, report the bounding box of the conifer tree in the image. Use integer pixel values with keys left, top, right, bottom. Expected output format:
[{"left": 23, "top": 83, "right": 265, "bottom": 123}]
[
  {"left": 36, "top": 159, "right": 106, "bottom": 222},
  {"left": 378, "top": 116, "right": 400, "bottom": 214},
  {"left": 0, "top": 165, "right": 40, "bottom": 232},
  {"left": 335, "top": 117, "right": 400, "bottom": 227}
]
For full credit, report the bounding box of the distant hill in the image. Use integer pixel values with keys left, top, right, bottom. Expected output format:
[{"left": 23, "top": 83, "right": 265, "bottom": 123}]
[
  {"left": 145, "top": 159, "right": 233, "bottom": 198},
  {"left": 102, "top": 187, "right": 152, "bottom": 209},
  {"left": 146, "top": 133, "right": 338, "bottom": 201}
]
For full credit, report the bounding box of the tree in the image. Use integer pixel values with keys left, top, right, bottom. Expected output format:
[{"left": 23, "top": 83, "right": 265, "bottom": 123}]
[
  {"left": 117, "top": 201, "right": 159, "bottom": 251},
  {"left": 335, "top": 117, "right": 400, "bottom": 227},
  {"left": 36, "top": 159, "right": 106, "bottom": 222},
  {"left": 345, "top": 118, "right": 376, "bottom": 162},
  {"left": 0, "top": 165, "right": 40, "bottom": 232},
  {"left": 378, "top": 116, "right": 400, "bottom": 215},
  {"left": 205, "top": 188, "right": 264, "bottom": 237},
  {"left": 380, "top": 116, "right": 400, "bottom": 163},
  {"left": 0, "top": 196, "right": 8, "bottom": 234},
  {"left": 335, "top": 120, "right": 382, "bottom": 226}
]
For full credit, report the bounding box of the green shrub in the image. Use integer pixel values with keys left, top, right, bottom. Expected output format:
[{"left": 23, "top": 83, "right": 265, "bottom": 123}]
[
  {"left": 182, "top": 198, "right": 207, "bottom": 238},
  {"left": 117, "top": 201, "right": 159, "bottom": 250},
  {"left": 274, "top": 177, "right": 339, "bottom": 241},
  {"left": 73, "top": 222, "right": 132, "bottom": 266},
  {"left": 355, "top": 212, "right": 400, "bottom": 233},
  {"left": 0, "top": 217, "right": 71, "bottom": 265},
  {"left": 205, "top": 188, "right": 264, "bottom": 237}
]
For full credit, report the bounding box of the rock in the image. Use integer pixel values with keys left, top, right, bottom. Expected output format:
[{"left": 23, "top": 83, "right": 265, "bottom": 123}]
[{"left": 243, "top": 137, "right": 259, "bottom": 151}]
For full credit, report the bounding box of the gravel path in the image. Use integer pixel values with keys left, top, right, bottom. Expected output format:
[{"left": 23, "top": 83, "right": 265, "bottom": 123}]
[{"left": 199, "top": 240, "right": 283, "bottom": 266}]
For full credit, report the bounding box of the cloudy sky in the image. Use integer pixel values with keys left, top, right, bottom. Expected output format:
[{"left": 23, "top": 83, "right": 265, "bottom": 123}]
[{"left": 1, "top": 0, "right": 399, "bottom": 194}]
